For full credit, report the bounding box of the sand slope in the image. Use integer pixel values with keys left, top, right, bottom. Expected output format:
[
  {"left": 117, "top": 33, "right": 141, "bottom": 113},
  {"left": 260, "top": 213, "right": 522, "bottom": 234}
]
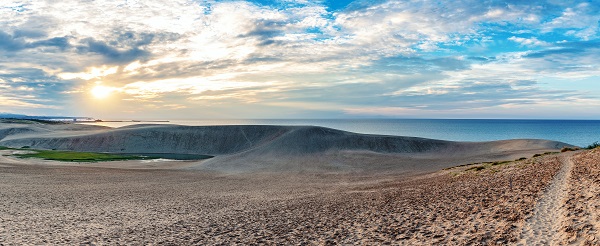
[
  {"left": 0, "top": 149, "right": 573, "bottom": 245},
  {"left": 0, "top": 122, "right": 572, "bottom": 173}
]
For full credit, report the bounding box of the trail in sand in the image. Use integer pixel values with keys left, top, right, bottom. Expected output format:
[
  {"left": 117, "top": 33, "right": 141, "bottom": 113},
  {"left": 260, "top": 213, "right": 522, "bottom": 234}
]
[{"left": 519, "top": 154, "right": 573, "bottom": 245}]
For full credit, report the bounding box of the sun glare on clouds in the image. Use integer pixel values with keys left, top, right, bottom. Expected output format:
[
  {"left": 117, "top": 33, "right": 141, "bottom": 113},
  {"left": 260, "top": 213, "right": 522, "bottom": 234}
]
[{"left": 91, "top": 85, "right": 115, "bottom": 99}]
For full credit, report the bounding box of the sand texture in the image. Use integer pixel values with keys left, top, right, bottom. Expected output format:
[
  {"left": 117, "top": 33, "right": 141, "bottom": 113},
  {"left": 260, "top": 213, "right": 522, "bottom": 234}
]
[
  {"left": 0, "top": 151, "right": 574, "bottom": 245},
  {"left": 559, "top": 149, "right": 600, "bottom": 245}
]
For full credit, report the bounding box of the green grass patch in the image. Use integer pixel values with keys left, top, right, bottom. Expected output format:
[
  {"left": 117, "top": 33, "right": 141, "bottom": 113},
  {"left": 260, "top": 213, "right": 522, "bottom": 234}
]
[
  {"left": 491, "top": 160, "right": 511, "bottom": 166},
  {"left": 466, "top": 166, "right": 486, "bottom": 172},
  {"left": 14, "top": 150, "right": 155, "bottom": 162},
  {"left": 0, "top": 146, "right": 14, "bottom": 150}
]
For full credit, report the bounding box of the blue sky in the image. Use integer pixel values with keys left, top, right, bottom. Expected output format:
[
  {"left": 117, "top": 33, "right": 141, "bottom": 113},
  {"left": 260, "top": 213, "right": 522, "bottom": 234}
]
[{"left": 1, "top": 0, "right": 599, "bottom": 119}]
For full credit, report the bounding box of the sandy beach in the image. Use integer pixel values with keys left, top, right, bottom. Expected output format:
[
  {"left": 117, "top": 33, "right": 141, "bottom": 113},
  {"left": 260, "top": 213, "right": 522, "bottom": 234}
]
[{"left": 0, "top": 121, "right": 597, "bottom": 245}]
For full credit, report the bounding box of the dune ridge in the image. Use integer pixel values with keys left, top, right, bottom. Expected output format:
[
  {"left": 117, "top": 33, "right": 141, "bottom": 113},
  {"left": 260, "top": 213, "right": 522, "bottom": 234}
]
[{"left": 0, "top": 122, "right": 571, "bottom": 173}]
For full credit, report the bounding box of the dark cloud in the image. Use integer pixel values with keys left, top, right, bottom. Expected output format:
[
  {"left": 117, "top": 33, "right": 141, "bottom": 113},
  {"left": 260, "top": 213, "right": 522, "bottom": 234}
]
[
  {"left": 113, "top": 31, "right": 164, "bottom": 47},
  {"left": 0, "top": 30, "right": 71, "bottom": 52},
  {"left": 0, "top": 31, "right": 26, "bottom": 51},
  {"left": 29, "top": 37, "right": 70, "bottom": 50},
  {"left": 238, "top": 20, "right": 287, "bottom": 46},
  {"left": 75, "top": 31, "right": 180, "bottom": 64},
  {"left": 77, "top": 38, "right": 150, "bottom": 64},
  {"left": 13, "top": 29, "right": 47, "bottom": 38}
]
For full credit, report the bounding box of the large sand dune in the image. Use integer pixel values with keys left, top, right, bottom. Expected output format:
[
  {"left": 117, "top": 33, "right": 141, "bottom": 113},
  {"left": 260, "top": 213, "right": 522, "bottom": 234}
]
[
  {"left": 0, "top": 121, "right": 572, "bottom": 173},
  {"left": 0, "top": 120, "right": 594, "bottom": 245}
]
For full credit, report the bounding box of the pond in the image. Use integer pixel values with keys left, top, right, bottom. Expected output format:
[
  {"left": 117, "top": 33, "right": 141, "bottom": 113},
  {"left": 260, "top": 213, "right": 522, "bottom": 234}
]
[{"left": 126, "top": 153, "right": 213, "bottom": 160}]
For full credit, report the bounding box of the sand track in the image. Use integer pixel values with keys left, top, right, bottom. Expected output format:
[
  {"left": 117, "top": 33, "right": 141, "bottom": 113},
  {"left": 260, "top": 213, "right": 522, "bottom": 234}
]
[{"left": 519, "top": 154, "right": 574, "bottom": 245}]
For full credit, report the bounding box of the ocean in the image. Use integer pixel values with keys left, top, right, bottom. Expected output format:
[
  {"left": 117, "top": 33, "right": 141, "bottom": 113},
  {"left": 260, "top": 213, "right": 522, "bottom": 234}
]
[{"left": 82, "top": 119, "right": 600, "bottom": 147}]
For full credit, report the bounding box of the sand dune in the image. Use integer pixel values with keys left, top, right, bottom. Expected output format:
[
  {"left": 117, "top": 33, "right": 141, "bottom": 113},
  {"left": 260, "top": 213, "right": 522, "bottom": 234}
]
[
  {"left": 0, "top": 120, "right": 594, "bottom": 245},
  {"left": 0, "top": 121, "right": 571, "bottom": 173}
]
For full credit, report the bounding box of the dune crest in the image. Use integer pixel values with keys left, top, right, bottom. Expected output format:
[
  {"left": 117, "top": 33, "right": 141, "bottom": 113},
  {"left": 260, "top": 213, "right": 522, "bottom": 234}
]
[{"left": 0, "top": 123, "right": 571, "bottom": 173}]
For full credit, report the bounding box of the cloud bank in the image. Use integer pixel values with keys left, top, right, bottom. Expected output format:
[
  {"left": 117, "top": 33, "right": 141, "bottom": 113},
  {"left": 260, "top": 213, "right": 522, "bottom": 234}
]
[{"left": 1, "top": 0, "right": 599, "bottom": 119}]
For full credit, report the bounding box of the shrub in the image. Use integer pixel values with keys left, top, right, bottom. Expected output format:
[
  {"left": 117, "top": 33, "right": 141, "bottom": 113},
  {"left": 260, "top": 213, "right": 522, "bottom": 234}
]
[
  {"left": 466, "top": 166, "right": 486, "bottom": 171},
  {"left": 533, "top": 153, "right": 543, "bottom": 157},
  {"left": 585, "top": 141, "right": 600, "bottom": 149},
  {"left": 561, "top": 147, "right": 580, "bottom": 152}
]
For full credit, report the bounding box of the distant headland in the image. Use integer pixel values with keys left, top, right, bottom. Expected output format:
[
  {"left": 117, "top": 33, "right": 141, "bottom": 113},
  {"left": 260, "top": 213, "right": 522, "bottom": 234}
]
[{"left": 0, "top": 113, "right": 168, "bottom": 123}]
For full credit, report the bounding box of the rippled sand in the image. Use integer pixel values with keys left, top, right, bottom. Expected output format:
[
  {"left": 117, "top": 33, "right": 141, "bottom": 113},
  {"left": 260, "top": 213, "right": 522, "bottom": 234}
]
[{"left": 0, "top": 151, "right": 575, "bottom": 245}]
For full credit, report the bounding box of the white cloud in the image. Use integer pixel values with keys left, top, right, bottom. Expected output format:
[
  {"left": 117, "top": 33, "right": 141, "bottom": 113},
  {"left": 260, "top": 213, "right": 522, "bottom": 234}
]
[
  {"left": 508, "top": 36, "right": 549, "bottom": 47},
  {"left": 542, "top": 3, "right": 600, "bottom": 39},
  {"left": 58, "top": 66, "right": 118, "bottom": 80},
  {"left": 1, "top": 0, "right": 599, "bottom": 118},
  {"left": 0, "top": 95, "right": 58, "bottom": 109}
]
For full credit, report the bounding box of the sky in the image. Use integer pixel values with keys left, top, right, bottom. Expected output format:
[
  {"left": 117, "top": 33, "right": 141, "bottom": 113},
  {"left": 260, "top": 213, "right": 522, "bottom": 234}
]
[{"left": 1, "top": 0, "right": 600, "bottom": 119}]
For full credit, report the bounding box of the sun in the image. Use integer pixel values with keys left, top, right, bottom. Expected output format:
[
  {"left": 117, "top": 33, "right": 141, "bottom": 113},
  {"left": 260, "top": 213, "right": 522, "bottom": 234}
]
[{"left": 91, "top": 85, "right": 113, "bottom": 99}]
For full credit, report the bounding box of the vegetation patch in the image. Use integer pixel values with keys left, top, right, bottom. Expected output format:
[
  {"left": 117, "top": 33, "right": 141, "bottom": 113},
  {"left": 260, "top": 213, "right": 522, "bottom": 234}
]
[
  {"left": 585, "top": 141, "right": 600, "bottom": 149},
  {"left": 532, "top": 151, "right": 560, "bottom": 158},
  {"left": 561, "top": 147, "right": 580, "bottom": 152},
  {"left": 14, "top": 150, "right": 156, "bottom": 162},
  {"left": 0, "top": 146, "right": 14, "bottom": 150},
  {"left": 446, "top": 159, "right": 516, "bottom": 172},
  {"left": 466, "top": 166, "right": 486, "bottom": 172},
  {"left": 491, "top": 160, "right": 511, "bottom": 166}
]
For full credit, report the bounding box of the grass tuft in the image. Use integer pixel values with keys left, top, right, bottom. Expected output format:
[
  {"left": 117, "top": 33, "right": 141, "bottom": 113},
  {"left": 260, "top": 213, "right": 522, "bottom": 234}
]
[
  {"left": 466, "top": 166, "right": 486, "bottom": 171},
  {"left": 561, "top": 147, "right": 580, "bottom": 152}
]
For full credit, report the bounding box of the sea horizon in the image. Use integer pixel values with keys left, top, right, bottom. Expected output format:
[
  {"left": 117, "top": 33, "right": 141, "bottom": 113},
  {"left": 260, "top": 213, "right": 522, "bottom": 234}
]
[{"left": 79, "top": 118, "right": 600, "bottom": 147}]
